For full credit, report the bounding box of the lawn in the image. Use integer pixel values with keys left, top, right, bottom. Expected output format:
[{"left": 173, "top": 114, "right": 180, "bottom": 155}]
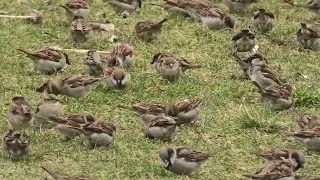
[{"left": 0, "top": 0, "right": 320, "bottom": 179}]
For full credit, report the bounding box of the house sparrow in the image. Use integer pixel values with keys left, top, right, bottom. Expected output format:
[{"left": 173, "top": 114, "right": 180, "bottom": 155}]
[
  {"left": 8, "top": 96, "right": 33, "bottom": 130},
  {"left": 110, "top": 38, "right": 134, "bottom": 69},
  {"left": 247, "top": 53, "right": 283, "bottom": 88},
  {"left": 251, "top": 8, "right": 275, "bottom": 33},
  {"left": 34, "top": 94, "right": 64, "bottom": 127},
  {"left": 252, "top": 81, "right": 294, "bottom": 111},
  {"left": 253, "top": 149, "right": 305, "bottom": 171},
  {"left": 70, "top": 16, "right": 91, "bottom": 43},
  {"left": 152, "top": 54, "right": 182, "bottom": 82},
  {"left": 284, "top": 0, "right": 320, "bottom": 17},
  {"left": 297, "top": 23, "right": 320, "bottom": 51},
  {"left": 135, "top": 19, "right": 167, "bottom": 42},
  {"left": 61, "top": 0, "right": 90, "bottom": 23},
  {"left": 186, "top": 7, "right": 235, "bottom": 29},
  {"left": 41, "top": 166, "right": 93, "bottom": 180},
  {"left": 154, "top": 0, "right": 218, "bottom": 17},
  {"left": 78, "top": 121, "right": 116, "bottom": 148},
  {"left": 36, "top": 75, "right": 101, "bottom": 98},
  {"left": 231, "top": 29, "right": 257, "bottom": 52},
  {"left": 159, "top": 146, "right": 214, "bottom": 175},
  {"left": 83, "top": 51, "right": 107, "bottom": 77},
  {"left": 2, "top": 129, "right": 30, "bottom": 158},
  {"left": 291, "top": 109, "right": 320, "bottom": 130},
  {"left": 292, "top": 127, "right": 320, "bottom": 152},
  {"left": 141, "top": 114, "right": 180, "bottom": 141},
  {"left": 46, "top": 113, "right": 95, "bottom": 140},
  {"left": 103, "top": 57, "right": 130, "bottom": 89},
  {"left": 16, "top": 48, "right": 70, "bottom": 75},
  {"left": 243, "top": 158, "right": 296, "bottom": 180},
  {"left": 231, "top": 52, "right": 251, "bottom": 78},
  {"left": 222, "top": 0, "right": 258, "bottom": 13},
  {"left": 107, "top": 0, "right": 142, "bottom": 18}
]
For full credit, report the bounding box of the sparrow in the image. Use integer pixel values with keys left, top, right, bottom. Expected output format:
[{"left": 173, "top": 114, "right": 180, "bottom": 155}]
[
  {"left": 152, "top": 54, "right": 182, "bottom": 82},
  {"left": 291, "top": 109, "right": 320, "bottom": 130},
  {"left": 153, "top": 0, "right": 218, "bottom": 17},
  {"left": 83, "top": 51, "right": 107, "bottom": 77},
  {"left": 222, "top": 0, "right": 258, "bottom": 13},
  {"left": 107, "top": 0, "right": 142, "bottom": 18},
  {"left": 61, "top": 0, "right": 90, "bottom": 23},
  {"left": 16, "top": 48, "right": 70, "bottom": 75},
  {"left": 253, "top": 149, "right": 305, "bottom": 171},
  {"left": 291, "top": 127, "right": 320, "bottom": 152},
  {"left": 103, "top": 58, "right": 130, "bottom": 89},
  {"left": 141, "top": 114, "right": 180, "bottom": 141},
  {"left": 252, "top": 81, "right": 294, "bottom": 111},
  {"left": 247, "top": 53, "right": 283, "bottom": 88},
  {"left": 135, "top": 19, "right": 167, "bottom": 42},
  {"left": 70, "top": 16, "right": 91, "bottom": 43},
  {"left": 231, "top": 51, "right": 251, "bottom": 78},
  {"left": 165, "top": 98, "right": 204, "bottom": 124},
  {"left": 109, "top": 38, "right": 134, "bottom": 69},
  {"left": 284, "top": 0, "right": 320, "bottom": 17},
  {"left": 159, "top": 146, "right": 214, "bottom": 175},
  {"left": 251, "top": 8, "right": 275, "bottom": 33},
  {"left": 36, "top": 75, "right": 101, "bottom": 98},
  {"left": 296, "top": 23, "right": 320, "bottom": 51},
  {"left": 34, "top": 94, "right": 64, "bottom": 127},
  {"left": 78, "top": 121, "right": 116, "bottom": 148},
  {"left": 46, "top": 113, "right": 95, "bottom": 141},
  {"left": 41, "top": 166, "right": 93, "bottom": 180},
  {"left": 2, "top": 129, "right": 31, "bottom": 158},
  {"left": 8, "top": 96, "right": 33, "bottom": 130},
  {"left": 243, "top": 158, "right": 296, "bottom": 180},
  {"left": 231, "top": 29, "right": 257, "bottom": 52},
  {"left": 186, "top": 7, "right": 235, "bottom": 29}
]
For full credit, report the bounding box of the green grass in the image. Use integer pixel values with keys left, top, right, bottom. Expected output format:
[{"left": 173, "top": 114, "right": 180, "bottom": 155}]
[{"left": 0, "top": 0, "right": 320, "bottom": 179}]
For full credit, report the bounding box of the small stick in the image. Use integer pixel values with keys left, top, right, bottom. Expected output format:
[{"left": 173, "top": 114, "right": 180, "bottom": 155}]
[
  {"left": 0, "top": 10, "right": 43, "bottom": 24},
  {"left": 50, "top": 46, "right": 111, "bottom": 54}
]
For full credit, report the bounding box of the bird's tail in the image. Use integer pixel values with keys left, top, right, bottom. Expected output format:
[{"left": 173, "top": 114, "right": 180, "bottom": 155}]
[
  {"left": 41, "top": 166, "right": 59, "bottom": 179},
  {"left": 151, "top": 19, "right": 168, "bottom": 30}
]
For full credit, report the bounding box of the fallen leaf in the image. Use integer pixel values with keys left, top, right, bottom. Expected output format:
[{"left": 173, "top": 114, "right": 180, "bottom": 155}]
[
  {"left": 89, "top": 21, "right": 116, "bottom": 31},
  {"left": 0, "top": 11, "right": 9, "bottom": 15}
]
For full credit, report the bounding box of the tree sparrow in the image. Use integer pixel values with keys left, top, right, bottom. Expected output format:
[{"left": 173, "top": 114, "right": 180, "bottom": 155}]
[
  {"left": 8, "top": 96, "right": 33, "bottom": 130},
  {"left": 251, "top": 8, "right": 275, "bottom": 33},
  {"left": 159, "top": 146, "right": 215, "bottom": 175},
  {"left": 36, "top": 75, "right": 101, "bottom": 98},
  {"left": 61, "top": 0, "right": 90, "bottom": 23},
  {"left": 34, "top": 94, "right": 64, "bottom": 127},
  {"left": 252, "top": 81, "right": 294, "bottom": 111},
  {"left": 231, "top": 29, "right": 257, "bottom": 52},
  {"left": 135, "top": 19, "right": 167, "bottom": 42},
  {"left": 41, "top": 166, "right": 93, "bottom": 180},
  {"left": 70, "top": 16, "right": 91, "bottom": 43},
  {"left": 16, "top": 48, "right": 70, "bottom": 75},
  {"left": 292, "top": 127, "right": 320, "bottom": 152},
  {"left": 2, "top": 129, "right": 30, "bottom": 158},
  {"left": 107, "top": 0, "right": 142, "bottom": 18},
  {"left": 186, "top": 7, "right": 235, "bottom": 29},
  {"left": 46, "top": 113, "right": 95, "bottom": 141},
  {"left": 222, "top": 0, "right": 258, "bottom": 13},
  {"left": 297, "top": 23, "right": 320, "bottom": 51}
]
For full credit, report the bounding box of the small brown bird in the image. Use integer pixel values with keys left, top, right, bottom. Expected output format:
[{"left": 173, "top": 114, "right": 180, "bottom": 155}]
[
  {"left": 231, "top": 52, "right": 251, "bottom": 78},
  {"left": 222, "top": 0, "right": 258, "bottom": 13},
  {"left": 159, "top": 146, "right": 215, "bottom": 175},
  {"left": 292, "top": 127, "right": 320, "bottom": 152},
  {"left": 135, "top": 19, "right": 167, "bottom": 42},
  {"left": 70, "top": 16, "right": 91, "bottom": 43},
  {"left": 291, "top": 109, "right": 320, "bottom": 130},
  {"left": 110, "top": 39, "right": 134, "bottom": 69},
  {"left": 108, "top": 0, "right": 142, "bottom": 18},
  {"left": 103, "top": 57, "right": 130, "bottom": 89},
  {"left": 8, "top": 96, "right": 33, "bottom": 130},
  {"left": 2, "top": 129, "right": 31, "bottom": 158},
  {"left": 252, "top": 81, "right": 294, "bottom": 111},
  {"left": 61, "top": 0, "right": 90, "bottom": 23},
  {"left": 83, "top": 51, "right": 107, "bottom": 77},
  {"left": 17, "top": 48, "right": 70, "bottom": 75},
  {"left": 284, "top": 0, "right": 320, "bottom": 17},
  {"left": 231, "top": 29, "right": 257, "bottom": 52},
  {"left": 251, "top": 9, "right": 275, "bottom": 33},
  {"left": 186, "top": 7, "right": 235, "bottom": 29},
  {"left": 41, "top": 166, "right": 93, "bottom": 180},
  {"left": 297, "top": 23, "right": 320, "bottom": 50},
  {"left": 36, "top": 75, "right": 101, "bottom": 98}
]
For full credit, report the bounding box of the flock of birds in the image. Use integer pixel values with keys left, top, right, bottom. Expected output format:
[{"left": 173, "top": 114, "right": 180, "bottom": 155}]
[{"left": 2, "top": 0, "right": 320, "bottom": 179}]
